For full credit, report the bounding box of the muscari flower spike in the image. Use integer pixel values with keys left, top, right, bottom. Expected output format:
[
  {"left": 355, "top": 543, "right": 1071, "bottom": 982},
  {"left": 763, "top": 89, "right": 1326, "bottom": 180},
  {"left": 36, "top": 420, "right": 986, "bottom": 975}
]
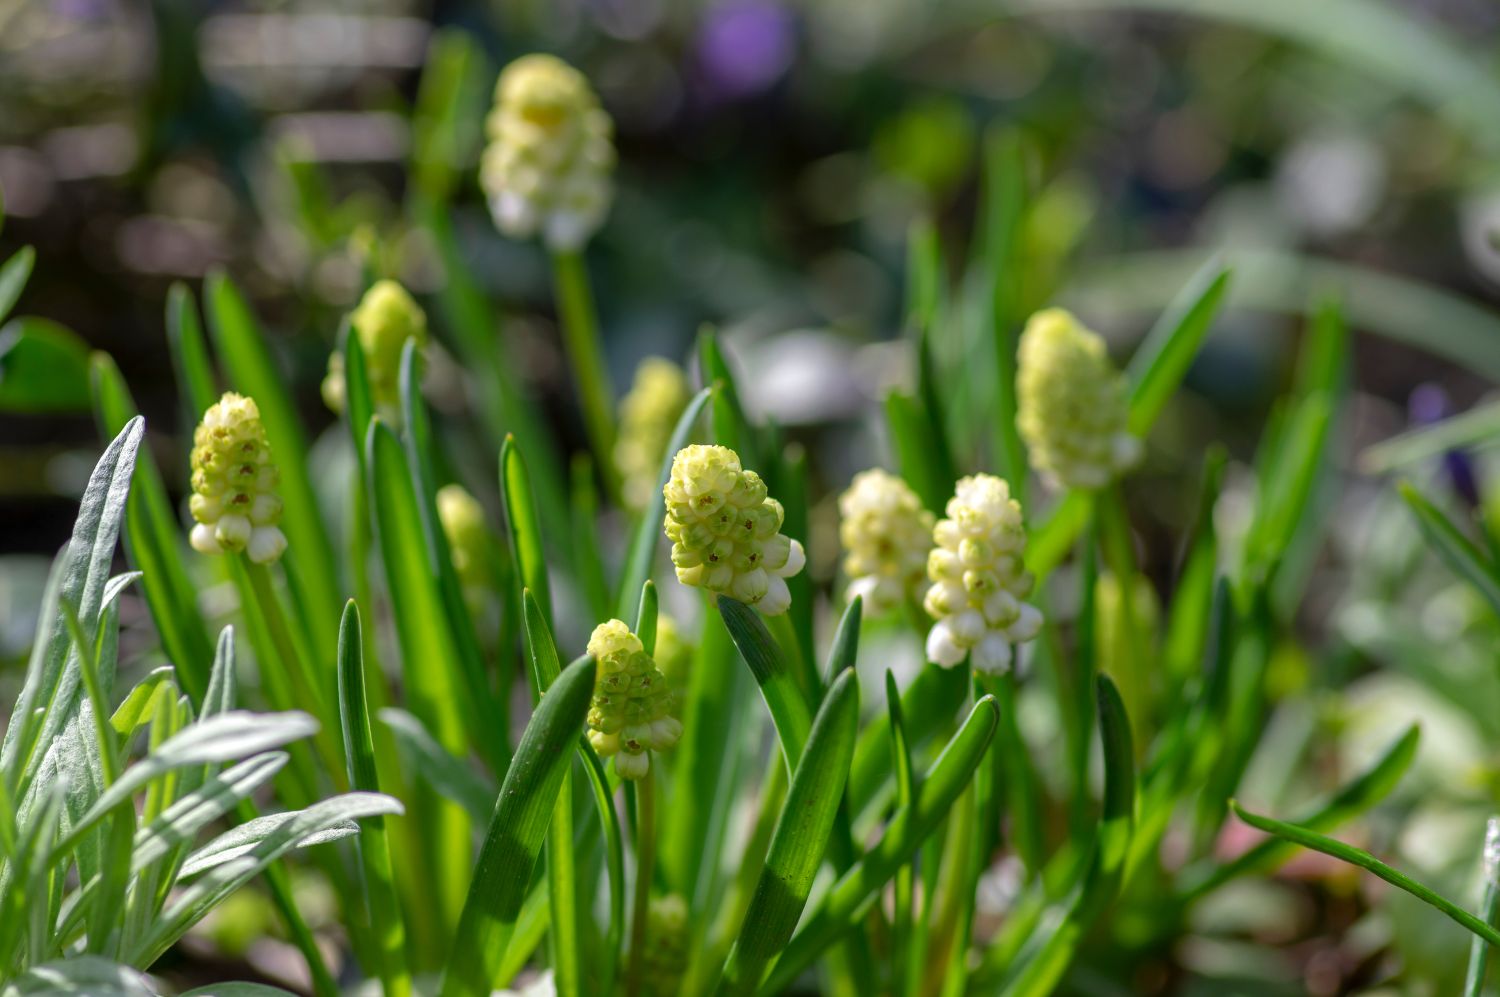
[
  {"left": 924, "top": 474, "right": 1043, "bottom": 674},
  {"left": 616, "top": 357, "right": 692, "bottom": 510},
  {"left": 839, "top": 468, "right": 935, "bottom": 614},
  {"left": 189, "top": 392, "right": 288, "bottom": 564},
  {"left": 1016, "top": 307, "right": 1141, "bottom": 491},
  {"left": 321, "top": 279, "right": 428, "bottom": 421},
  {"left": 480, "top": 53, "right": 616, "bottom": 252},
  {"left": 663, "top": 444, "right": 805, "bottom": 616},
  {"left": 436, "top": 484, "right": 488, "bottom": 592},
  {"left": 585, "top": 620, "right": 682, "bottom": 781}
]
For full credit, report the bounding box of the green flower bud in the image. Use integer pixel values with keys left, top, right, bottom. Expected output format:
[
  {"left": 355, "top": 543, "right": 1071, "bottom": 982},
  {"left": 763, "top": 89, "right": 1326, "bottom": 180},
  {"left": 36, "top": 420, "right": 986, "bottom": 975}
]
[
  {"left": 639, "top": 893, "right": 689, "bottom": 997},
  {"left": 189, "top": 392, "right": 287, "bottom": 564},
  {"left": 586, "top": 619, "right": 681, "bottom": 781},
  {"left": 437, "top": 484, "right": 488, "bottom": 592},
  {"left": 615, "top": 357, "right": 692, "bottom": 511},
  {"left": 653, "top": 616, "right": 694, "bottom": 691},
  {"left": 1016, "top": 308, "right": 1141, "bottom": 490},
  {"left": 923, "top": 474, "right": 1041, "bottom": 674},
  {"left": 322, "top": 279, "right": 428, "bottom": 422},
  {"left": 662, "top": 445, "right": 805, "bottom": 615},
  {"left": 480, "top": 54, "right": 615, "bottom": 252},
  {"left": 838, "top": 469, "right": 935, "bottom": 614}
]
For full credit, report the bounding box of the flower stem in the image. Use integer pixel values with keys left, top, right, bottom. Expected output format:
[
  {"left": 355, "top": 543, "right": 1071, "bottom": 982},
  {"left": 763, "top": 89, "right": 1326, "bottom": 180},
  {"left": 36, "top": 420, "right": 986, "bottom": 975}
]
[
  {"left": 626, "top": 765, "right": 657, "bottom": 997},
  {"left": 551, "top": 249, "right": 620, "bottom": 501}
]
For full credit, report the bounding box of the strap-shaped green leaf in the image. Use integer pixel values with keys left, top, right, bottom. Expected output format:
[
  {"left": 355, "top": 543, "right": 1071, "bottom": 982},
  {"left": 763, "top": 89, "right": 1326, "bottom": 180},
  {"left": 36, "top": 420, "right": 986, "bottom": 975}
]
[
  {"left": 762, "top": 695, "right": 1000, "bottom": 992},
  {"left": 1399, "top": 480, "right": 1500, "bottom": 618},
  {"left": 717, "top": 596, "right": 812, "bottom": 773},
  {"left": 720, "top": 668, "right": 860, "bottom": 994},
  {"left": 440, "top": 654, "right": 598, "bottom": 997},
  {"left": 1231, "top": 800, "right": 1500, "bottom": 947},
  {"left": 0, "top": 245, "right": 35, "bottom": 324}
]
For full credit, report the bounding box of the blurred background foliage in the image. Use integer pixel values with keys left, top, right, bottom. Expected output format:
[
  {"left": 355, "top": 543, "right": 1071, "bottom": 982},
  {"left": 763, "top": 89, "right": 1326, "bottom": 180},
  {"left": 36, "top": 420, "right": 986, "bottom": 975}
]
[{"left": 6, "top": 0, "right": 1500, "bottom": 992}]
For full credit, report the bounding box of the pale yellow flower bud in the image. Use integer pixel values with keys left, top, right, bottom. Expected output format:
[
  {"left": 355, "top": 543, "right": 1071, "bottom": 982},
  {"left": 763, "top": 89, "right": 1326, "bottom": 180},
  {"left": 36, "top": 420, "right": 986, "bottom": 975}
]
[
  {"left": 189, "top": 393, "right": 287, "bottom": 564},
  {"left": 616, "top": 357, "right": 692, "bottom": 511},
  {"left": 1016, "top": 308, "right": 1141, "bottom": 490},
  {"left": 480, "top": 54, "right": 615, "bottom": 252},
  {"left": 662, "top": 445, "right": 804, "bottom": 615},
  {"left": 838, "top": 469, "right": 934, "bottom": 614},
  {"left": 923, "top": 474, "right": 1041, "bottom": 673},
  {"left": 322, "top": 280, "right": 428, "bottom": 422},
  {"left": 586, "top": 619, "right": 681, "bottom": 781}
]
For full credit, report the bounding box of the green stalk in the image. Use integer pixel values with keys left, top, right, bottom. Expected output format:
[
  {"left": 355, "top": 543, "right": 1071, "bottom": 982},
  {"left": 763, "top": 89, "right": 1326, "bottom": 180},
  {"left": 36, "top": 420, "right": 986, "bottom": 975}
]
[
  {"left": 551, "top": 250, "right": 619, "bottom": 499},
  {"left": 626, "top": 768, "right": 658, "bottom": 997},
  {"left": 242, "top": 559, "right": 345, "bottom": 788},
  {"left": 985, "top": 672, "right": 1044, "bottom": 875}
]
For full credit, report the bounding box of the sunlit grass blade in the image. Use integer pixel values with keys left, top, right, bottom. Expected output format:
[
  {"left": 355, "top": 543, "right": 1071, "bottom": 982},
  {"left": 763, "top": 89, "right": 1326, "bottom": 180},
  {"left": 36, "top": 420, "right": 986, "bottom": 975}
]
[
  {"left": 398, "top": 343, "right": 506, "bottom": 771},
  {"left": 377, "top": 709, "right": 494, "bottom": 823},
  {"left": 616, "top": 386, "right": 711, "bottom": 618},
  {"left": 518, "top": 591, "right": 581, "bottom": 996},
  {"left": 202, "top": 270, "right": 339, "bottom": 660},
  {"left": 762, "top": 695, "right": 1000, "bottom": 993},
  {"left": 719, "top": 668, "right": 860, "bottom": 994},
  {"left": 905, "top": 217, "right": 959, "bottom": 502},
  {"left": 1024, "top": 492, "right": 1091, "bottom": 583},
  {"left": 979, "top": 128, "right": 1028, "bottom": 492},
  {"left": 165, "top": 283, "right": 219, "bottom": 419},
  {"left": 337, "top": 602, "right": 411, "bottom": 997},
  {"left": 698, "top": 328, "right": 762, "bottom": 470},
  {"left": 89, "top": 353, "right": 215, "bottom": 705},
  {"left": 440, "top": 654, "right": 598, "bottom": 997},
  {"left": 717, "top": 596, "right": 813, "bottom": 772},
  {"left": 848, "top": 663, "right": 969, "bottom": 823},
  {"left": 1124, "top": 258, "right": 1229, "bottom": 435},
  {"left": 1230, "top": 801, "right": 1500, "bottom": 947},
  {"left": 366, "top": 419, "right": 474, "bottom": 936},
  {"left": 885, "top": 391, "right": 952, "bottom": 516},
  {"left": 1183, "top": 725, "right": 1419, "bottom": 900},
  {"left": 502, "top": 435, "right": 553, "bottom": 626}
]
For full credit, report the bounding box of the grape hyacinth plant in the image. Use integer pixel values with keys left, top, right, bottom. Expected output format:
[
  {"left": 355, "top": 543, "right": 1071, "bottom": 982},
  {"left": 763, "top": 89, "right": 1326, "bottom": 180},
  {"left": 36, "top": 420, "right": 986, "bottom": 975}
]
[{"left": 6, "top": 33, "right": 1500, "bottom": 997}]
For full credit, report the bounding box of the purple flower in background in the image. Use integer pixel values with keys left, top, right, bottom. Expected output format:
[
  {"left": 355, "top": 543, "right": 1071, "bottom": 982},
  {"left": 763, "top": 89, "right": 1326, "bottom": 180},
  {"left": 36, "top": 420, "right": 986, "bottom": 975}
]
[
  {"left": 1409, "top": 383, "right": 1483, "bottom": 511},
  {"left": 695, "top": 1, "right": 797, "bottom": 101}
]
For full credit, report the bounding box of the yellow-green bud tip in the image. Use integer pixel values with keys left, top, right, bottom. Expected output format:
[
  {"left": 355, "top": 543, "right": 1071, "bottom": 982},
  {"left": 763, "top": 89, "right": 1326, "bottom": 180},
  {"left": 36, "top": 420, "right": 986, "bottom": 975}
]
[
  {"left": 480, "top": 53, "right": 615, "bottom": 252},
  {"left": 615, "top": 357, "right": 692, "bottom": 511},
  {"left": 437, "top": 484, "right": 488, "bottom": 590},
  {"left": 323, "top": 279, "right": 428, "bottom": 420},
  {"left": 1016, "top": 308, "right": 1141, "bottom": 491},
  {"left": 188, "top": 392, "right": 287, "bottom": 564},
  {"left": 923, "top": 474, "right": 1041, "bottom": 674},
  {"left": 662, "top": 444, "right": 805, "bottom": 615}
]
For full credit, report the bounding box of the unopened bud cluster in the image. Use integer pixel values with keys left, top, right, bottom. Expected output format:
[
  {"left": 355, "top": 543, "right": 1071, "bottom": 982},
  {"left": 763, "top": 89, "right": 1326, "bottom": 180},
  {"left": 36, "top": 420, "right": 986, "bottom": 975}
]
[
  {"left": 322, "top": 280, "right": 428, "bottom": 421},
  {"left": 616, "top": 357, "right": 691, "bottom": 510},
  {"left": 585, "top": 620, "right": 682, "bottom": 780},
  {"left": 838, "top": 469, "right": 934, "bottom": 614},
  {"left": 480, "top": 54, "right": 615, "bottom": 252},
  {"left": 663, "top": 445, "right": 805, "bottom": 616},
  {"left": 924, "top": 474, "right": 1042, "bottom": 673},
  {"left": 189, "top": 393, "right": 288, "bottom": 564},
  {"left": 639, "top": 894, "right": 689, "bottom": 997},
  {"left": 1017, "top": 308, "right": 1141, "bottom": 490},
  {"left": 652, "top": 615, "right": 693, "bottom": 691}
]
